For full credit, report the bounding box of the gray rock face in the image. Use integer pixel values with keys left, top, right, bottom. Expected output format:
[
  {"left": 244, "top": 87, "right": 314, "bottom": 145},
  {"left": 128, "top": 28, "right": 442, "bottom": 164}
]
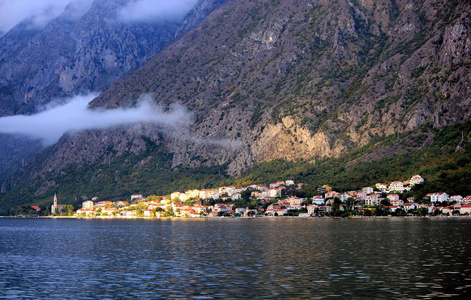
[
  {"left": 0, "top": 0, "right": 223, "bottom": 181},
  {"left": 0, "top": 0, "right": 178, "bottom": 115},
  {"left": 2, "top": 0, "right": 471, "bottom": 198}
]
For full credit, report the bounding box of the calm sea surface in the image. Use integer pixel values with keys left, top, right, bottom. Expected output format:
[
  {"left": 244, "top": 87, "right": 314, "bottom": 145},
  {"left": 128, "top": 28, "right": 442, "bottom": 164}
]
[{"left": 0, "top": 217, "right": 470, "bottom": 299}]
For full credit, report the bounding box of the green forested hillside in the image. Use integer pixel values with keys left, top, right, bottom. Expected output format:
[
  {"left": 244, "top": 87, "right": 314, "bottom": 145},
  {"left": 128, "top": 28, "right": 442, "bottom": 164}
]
[
  {"left": 2, "top": 121, "right": 470, "bottom": 215},
  {"left": 1, "top": 0, "right": 471, "bottom": 215},
  {"left": 228, "top": 121, "right": 471, "bottom": 196}
]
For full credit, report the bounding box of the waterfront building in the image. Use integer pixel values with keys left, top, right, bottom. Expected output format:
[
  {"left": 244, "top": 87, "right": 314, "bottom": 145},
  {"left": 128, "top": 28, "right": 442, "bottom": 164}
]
[
  {"left": 82, "top": 201, "right": 94, "bottom": 209},
  {"left": 365, "top": 193, "right": 380, "bottom": 206},
  {"left": 50, "top": 194, "right": 64, "bottom": 214},
  {"left": 428, "top": 192, "right": 450, "bottom": 203},
  {"left": 460, "top": 204, "right": 471, "bottom": 214}
]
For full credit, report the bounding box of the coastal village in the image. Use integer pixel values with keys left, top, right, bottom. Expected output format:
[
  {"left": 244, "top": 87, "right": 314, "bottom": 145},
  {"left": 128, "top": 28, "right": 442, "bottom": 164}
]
[{"left": 37, "top": 174, "right": 471, "bottom": 218}]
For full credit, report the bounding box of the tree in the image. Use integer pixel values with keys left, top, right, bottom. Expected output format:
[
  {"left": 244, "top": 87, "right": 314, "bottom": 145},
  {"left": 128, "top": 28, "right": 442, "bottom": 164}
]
[
  {"left": 163, "top": 207, "right": 174, "bottom": 217},
  {"left": 417, "top": 207, "right": 428, "bottom": 216},
  {"left": 332, "top": 198, "right": 342, "bottom": 216},
  {"left": 136, "top": 208, "right": 143, "bottom": 217},
  {"left": 61, "top": 205, "right": 75, "bottom": 216},
  {"left": 346, "top": 197, "right": 355, "bottom": 210},
  {"left": 146, "top": 195, "right": 162, "bottom": 202}
]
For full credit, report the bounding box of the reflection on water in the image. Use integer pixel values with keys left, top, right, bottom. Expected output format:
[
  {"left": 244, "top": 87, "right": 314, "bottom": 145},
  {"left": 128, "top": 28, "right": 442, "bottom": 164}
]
[{"left": 0, "top": 218, "right": 470, "bottom": 299}]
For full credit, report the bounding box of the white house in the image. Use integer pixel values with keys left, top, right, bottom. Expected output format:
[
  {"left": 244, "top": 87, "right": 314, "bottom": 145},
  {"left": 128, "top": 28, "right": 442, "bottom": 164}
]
[
  {"left": 325, "top": 191, "right": 340, "bottom": 199},
  {"left": 76, "top": 208, "right": 95, "bottom": 217},
  {"left": 171, "top": 192, "right": 188, "bottom": 201},
  {"left": 199, "top": 189, "right": 220, "bottom": 200},
  {"left": 235, "top": 207, "right": 246, "bottom": 214},
  {"left": 404, "top": 203, "right": 416, "bottom": 212},
  {"left": 213, "top": 203, "right": 233, "bottom": 213},
  {"left": 355, "top": 191, "right": 365, "bottom": 201},
  {"left": 219, "top": 186, "right": 236, "bottom": 196},
  {"left": 269, "top": 181, "right": 285, "bottom": 189},
  {"left": 410, "top": 175, "right": 424, "bottom": 185},
  {"left": 417, "top": 204, "right": 434, "bottom": 214},
  {"left": 252, "top": 191, "right": 269, "bottom": 199},
  {"left": 363, "top": 187, "right": 374, "bottom": 195},
  {"left": 429, "top": 192, "right": 450, "bottom": 203},
  {"left": 365, "top": 193, "right": 380, "bottom": 206},
  {"left": 185, "top": 189, "right": 200, "bottom": 199},
  {"left": 390, "top": 199, "right": 404, "bottom": 206},
  {"left": 131, "top": 194, "right": 143, "bottom": 201},
  {"left": 235, "top": 187, "right": 247, "bottom": 193},
  {"left": 268, "top": 188, "right": 281, "bottom": 198},
  {"left": 389, "top": 181, "right": 404, "bottom": 192},
  {"left": 82, "top": 201, "right": 94, "bottom": 209},
  {"left": 143, "top": 209, "right": 153, "bottom": 217},
  {"left": 375, "top": 183, "right": 388, "bottom": 192},
  {"left": 286, "top": 197, "right": 303, "bottom": 206},
  {"left": 462, "top": 196, "right": 471, "bottom": 204},
  {"left": 460, "top": 204, "right": 471, "bottom": 215},
  {"left": 285, "top": 180, "right": 295, "bottom": 186},
  {"left": 307, "top": 205, "right": 318, "bottom": 216},
  {"left": 450, "top": 195, "right": 463, "bottom": 203},
  {"left": 231, "top": 193, "right": 241, "bottom": 200},
  {"left": 312, "top": 195, "right": 324, "bottom": 205}
]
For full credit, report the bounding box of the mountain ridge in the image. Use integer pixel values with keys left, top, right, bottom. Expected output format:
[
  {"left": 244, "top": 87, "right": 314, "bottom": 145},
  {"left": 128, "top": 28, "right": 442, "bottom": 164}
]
[
  {"left": 0, "top": 0, "right": 227, "bottom": 181},
  {"left": 1, "top": 0, "right": 470, "bottom": 209}
]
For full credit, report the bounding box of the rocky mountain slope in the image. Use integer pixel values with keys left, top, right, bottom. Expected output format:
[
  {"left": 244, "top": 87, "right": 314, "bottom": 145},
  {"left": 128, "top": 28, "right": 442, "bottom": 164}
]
[
  {"left": 0, "top": 0, "right": 178, "bottom": 115},
  {"left": 0, "top": 0, "right": 227, "bottom": 181},
  {"left": 2, "top": 0, "right": 471, "bottom": 206}
]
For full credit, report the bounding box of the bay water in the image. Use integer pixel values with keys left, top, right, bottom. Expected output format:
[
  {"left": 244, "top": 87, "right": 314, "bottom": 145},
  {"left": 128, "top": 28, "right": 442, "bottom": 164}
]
[{"left": 0, "top": 217, "right": 470, "bottom": 299}]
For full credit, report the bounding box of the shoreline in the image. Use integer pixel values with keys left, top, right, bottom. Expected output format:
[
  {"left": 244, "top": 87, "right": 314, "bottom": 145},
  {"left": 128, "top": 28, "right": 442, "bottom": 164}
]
[{"left": 1, "top": 215, "right": 470, "bottom": 220}]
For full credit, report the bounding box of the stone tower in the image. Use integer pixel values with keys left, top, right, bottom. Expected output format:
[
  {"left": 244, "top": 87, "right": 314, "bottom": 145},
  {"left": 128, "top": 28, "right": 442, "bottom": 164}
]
[{"left": 51, "top": 193, "right": 58, "bottom": 215}]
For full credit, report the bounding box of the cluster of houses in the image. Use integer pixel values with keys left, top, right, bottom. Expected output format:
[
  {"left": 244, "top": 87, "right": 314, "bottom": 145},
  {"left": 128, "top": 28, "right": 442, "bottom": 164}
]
[
  {"left": 309, "top": 175, "right": 471, "bottom": 216},
  {"left": 71, "top": 175, "right": 471, "bottom": 218},
  {"left": 74, "top": 180, "right": 300, "bottom": 218}
]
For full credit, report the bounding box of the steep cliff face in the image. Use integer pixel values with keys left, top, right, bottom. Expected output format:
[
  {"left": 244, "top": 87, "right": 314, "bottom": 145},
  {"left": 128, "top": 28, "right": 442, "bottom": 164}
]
[
  {"left": 0, "top": 0, "right": 179, "bottom": 115},
  {"left": 0, "top": 0, "right": 225, "bottom": 181},
  {"left": 3, "top": 0, "right": 471, "bottom": 200}
]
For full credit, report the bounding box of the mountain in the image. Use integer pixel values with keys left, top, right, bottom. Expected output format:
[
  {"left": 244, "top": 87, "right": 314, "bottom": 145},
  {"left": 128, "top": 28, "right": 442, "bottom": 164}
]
[
  {"left": 1, "top": 0, "right": 470, "bottom": 211},
  {"left": 0, "top": 0, "right": 228, "bottom": 181}
]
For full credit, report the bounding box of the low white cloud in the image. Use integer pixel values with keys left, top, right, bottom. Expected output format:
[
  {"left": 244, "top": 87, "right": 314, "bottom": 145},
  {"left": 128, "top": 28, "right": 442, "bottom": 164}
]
[
  {"left": 0, "top": 0, "right": 93, "bottom": 34},
  {"left": 118, "top": 0, "right": 197, "bottom": 23},
  {"left": 0, "top": 0, "right": 196, "bottom": 35},
  {"left": 0, "top": 94, "right": 193, "bottom": 145}
]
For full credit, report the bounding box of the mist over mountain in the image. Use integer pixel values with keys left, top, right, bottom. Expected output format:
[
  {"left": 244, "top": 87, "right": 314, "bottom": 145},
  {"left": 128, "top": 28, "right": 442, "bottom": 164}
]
[
  {"left": 1, "top": 0, "right": 470, "bottom": 210},
  {"left": 0, "top": 0, "right": 227, "bottom": 181}
]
